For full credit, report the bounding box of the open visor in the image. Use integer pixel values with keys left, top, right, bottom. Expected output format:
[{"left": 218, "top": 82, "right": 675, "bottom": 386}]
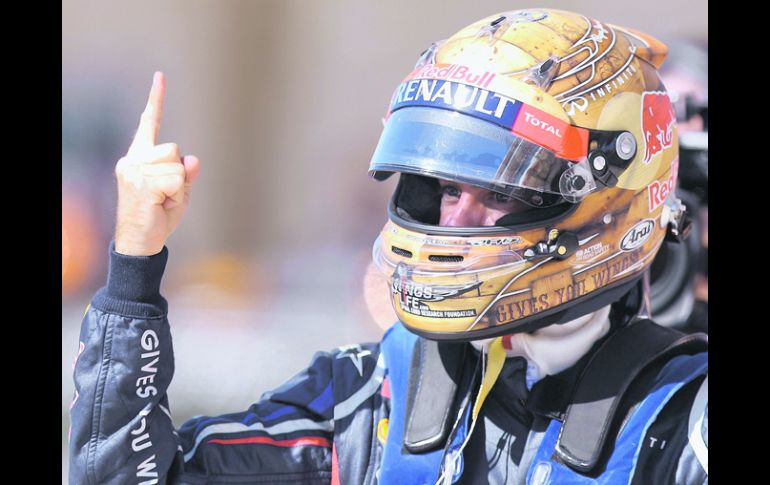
[{"left": 369, "top": 107, "right": 597, "bottom": 207}]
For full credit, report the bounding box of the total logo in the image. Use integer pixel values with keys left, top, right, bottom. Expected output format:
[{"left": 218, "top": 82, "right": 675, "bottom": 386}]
[
  {"left": 523, "top": 111, "right": 563, "bottom": 138},
  {"left": 620, "top": 219, "right": 655, "bottom": 251},
  {"left": 511, "top": 105, "right": 576, "bottom": 159}
]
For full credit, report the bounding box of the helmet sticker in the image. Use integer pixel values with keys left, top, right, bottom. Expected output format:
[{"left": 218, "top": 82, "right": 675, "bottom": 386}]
[
  {"left": 561, "top": 58, "right": 639, "bottom": 117},
  {"left": 641, "top": 91, "right": 676, "bottom": 163},
  {"left": 392, "top": 263, "right": 482, "bottom": 318},
  {"left": 620, "top": 219, "right": 656, "bottom": 251},
  {"left": 553, "top": 20, "right": 637, "bottom": 116},
  {"left": 482, "top": 240, "right": 659, "bottom": 328},
  {"left": 468, "top": 237, "right": 523, "bottom": 246},
  {"left": 513, "top": 105, "right": 588, "bottom": 161},
  {"left": 648, "top": 157, "right": 679, "bottom": 212},
  {"left": 390, "top": 79, "right": 521, "bottom": 130},
  {"left": 575, "top": 242, "right": 609, "bottom": 262},
  {"left": 404, "top": 63, "right": 496, "bottom": 89},
  {"left": 494, "top": 292, "right": 552, "bottom": 323},
  {"left": 387, "top": 73, "right": 590, "bottom": 161}
]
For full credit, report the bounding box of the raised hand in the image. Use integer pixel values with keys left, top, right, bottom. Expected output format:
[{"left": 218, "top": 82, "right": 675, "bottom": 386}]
[{"left": 114, "top": 72, "right": 201, "bottom": 256}]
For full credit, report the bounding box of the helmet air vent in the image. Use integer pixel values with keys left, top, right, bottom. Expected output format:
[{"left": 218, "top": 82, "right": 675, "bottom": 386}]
[
  {"left": 391, "top": 246, "right": 413, "bottom": 258},
  {"left": 429, "top": 255, "right": 464, "bottom": 263},
  {"left": 490, "top": 16, "right": 507, "bottom": 26},
  {"left": 527, "top": 55, "right": 561, "bottom": 89}
]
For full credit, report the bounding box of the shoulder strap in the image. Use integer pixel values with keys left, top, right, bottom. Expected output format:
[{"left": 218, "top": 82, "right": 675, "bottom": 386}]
[
  {"left": 403, "top": 339, "right": 468, "bottom": 453},
  {"left": 554, "top": 319, "right": 708, "bottom": 472}
]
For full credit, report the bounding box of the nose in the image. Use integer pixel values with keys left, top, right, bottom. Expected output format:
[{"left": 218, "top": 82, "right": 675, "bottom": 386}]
[{"left": 441, "top": 192, "right": 487, "bottom": 227}]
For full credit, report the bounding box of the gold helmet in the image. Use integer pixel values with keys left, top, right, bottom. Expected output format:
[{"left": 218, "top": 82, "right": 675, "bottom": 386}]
[{"left": 369, "top": 9, "right": 686, "bottom": 341}]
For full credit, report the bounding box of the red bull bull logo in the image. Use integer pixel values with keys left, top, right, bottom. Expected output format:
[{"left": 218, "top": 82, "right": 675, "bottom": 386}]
[{"left": 641, "top": 91, "right": 676, "bottom": 163}]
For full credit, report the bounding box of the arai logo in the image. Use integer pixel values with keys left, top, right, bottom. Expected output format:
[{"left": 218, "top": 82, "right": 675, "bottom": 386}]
[{"left": 620, "top": 219, "right": 655, "bottom": 251}]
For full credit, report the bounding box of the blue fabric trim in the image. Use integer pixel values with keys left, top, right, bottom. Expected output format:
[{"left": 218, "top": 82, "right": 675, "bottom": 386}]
[
  {"left": 260, "top": 406, "right": 295, "bottom": 423},
  {"left": 378, "top": 322, "right": 467, "bottom": 485},
  {"left": 526, "top": 352, "right": 708, "bottom": 485},
  {"left": 193, "top": 417, "right": 230, "bottom": 438},
  {"left": 308, "top": 382, "right": 334, "bottom": 414},
  {"left": 619, "top": 353, "right": 708, "bottom": 484}
]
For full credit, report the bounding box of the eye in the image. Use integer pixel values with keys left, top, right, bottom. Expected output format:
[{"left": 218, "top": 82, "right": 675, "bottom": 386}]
[
  {"left": 441, "top": 185, "right": 461, "bottom": 198},
  {"left": 493, "top": 192, "right": 514, "bottom": 204}
]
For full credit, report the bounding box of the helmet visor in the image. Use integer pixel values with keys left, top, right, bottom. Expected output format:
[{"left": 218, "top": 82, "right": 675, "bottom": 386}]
[{"left": 369, "top": 107, "right": 596, "bottom": 207}]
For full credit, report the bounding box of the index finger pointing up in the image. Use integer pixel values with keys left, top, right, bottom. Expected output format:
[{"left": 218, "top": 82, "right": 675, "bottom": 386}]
[{"left": 129, "top": 71, "right": 166, "bottom": 153}]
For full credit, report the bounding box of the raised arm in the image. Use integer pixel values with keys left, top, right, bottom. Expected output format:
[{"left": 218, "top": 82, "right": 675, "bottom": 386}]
[{"left": 68, "top": 74, "right": 338, "bottom": 484}]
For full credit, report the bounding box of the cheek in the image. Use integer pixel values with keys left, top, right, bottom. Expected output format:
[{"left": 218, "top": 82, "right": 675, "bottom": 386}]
[
  {"left": 439, "top": 198, "right": 454, "bottom": 225},
  {"left": 483, "top": 208, "right": 509, "bottom": 226}
]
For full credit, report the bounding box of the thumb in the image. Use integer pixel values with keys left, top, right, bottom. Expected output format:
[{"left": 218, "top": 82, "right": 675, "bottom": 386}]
[
  {"left": 183, "top": 155, "right": 201, "bottom": 189},
  {"left": 162, "top": 155, "right": 201, "bottom": 210}
]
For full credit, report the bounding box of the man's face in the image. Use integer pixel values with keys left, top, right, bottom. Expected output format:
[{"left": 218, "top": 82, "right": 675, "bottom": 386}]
[{"left": 438, "top": 180, "right": 529, "bottom": 227}]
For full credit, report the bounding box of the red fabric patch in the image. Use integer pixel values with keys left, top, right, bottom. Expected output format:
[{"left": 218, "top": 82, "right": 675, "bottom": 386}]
[
  {"left": 208, "top": 436, "right": 331, "bottom": 448},
  {"left": 381, "top": 376, "right": 391, "bottom": 400},
  {"left": 332, "top": 442, "right": 341, "bottom": 485},
  {"left": 502, "top": 335, "right": 513, "bottom": 351}
]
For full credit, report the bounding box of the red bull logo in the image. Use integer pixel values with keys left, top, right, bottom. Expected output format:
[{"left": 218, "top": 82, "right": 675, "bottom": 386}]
[
  {"left": 641, "top": 91, "right": 676, "bottom": 163},
  {"left": 647, "top": 157, "right": 679, "bottom": 212},
  {"left": 406, "top": 64, "right": 496, "bottom": 89}
]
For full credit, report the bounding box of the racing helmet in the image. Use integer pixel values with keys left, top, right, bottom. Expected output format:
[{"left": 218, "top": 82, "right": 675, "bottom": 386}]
[{"left": 369, "top": 9, "right": 687, "bottom": 341}]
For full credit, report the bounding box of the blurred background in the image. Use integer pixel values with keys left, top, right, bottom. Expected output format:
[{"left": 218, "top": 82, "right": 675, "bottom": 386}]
[{"left": 62, "top": 1, "right": 707, "bottom": 481}]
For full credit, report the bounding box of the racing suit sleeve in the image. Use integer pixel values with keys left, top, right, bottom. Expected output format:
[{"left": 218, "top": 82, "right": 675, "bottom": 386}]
[{"left": 68, "top": 245, "right": 335, "bottom": 485}]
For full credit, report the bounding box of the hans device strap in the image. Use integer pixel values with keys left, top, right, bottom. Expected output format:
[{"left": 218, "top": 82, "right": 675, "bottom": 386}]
[
  {"left": 403, "top": 339, "right": 468, "bottom": 453},
  {"left": 554, "top": 319, "right": 708, "bottom": 472}
]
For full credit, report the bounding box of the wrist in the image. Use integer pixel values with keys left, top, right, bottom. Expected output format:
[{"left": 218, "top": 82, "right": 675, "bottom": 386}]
[
  {"left": 114, "top": 240, "right": 165, "bottom": 257},
  {"left": 115, "top": 225, "right": 166, "bottom": 257}
]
